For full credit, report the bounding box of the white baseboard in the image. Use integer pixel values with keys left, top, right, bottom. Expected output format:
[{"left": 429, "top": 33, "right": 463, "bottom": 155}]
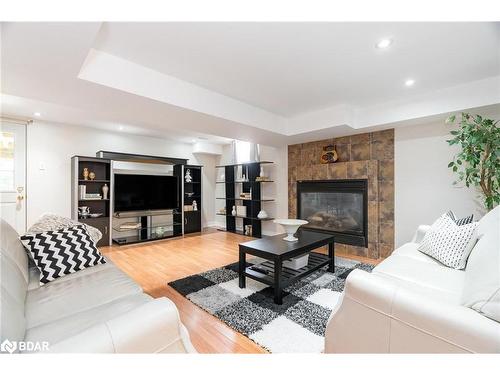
[{"left": 206, "top": 221, "right": 222, "bottom": 228}]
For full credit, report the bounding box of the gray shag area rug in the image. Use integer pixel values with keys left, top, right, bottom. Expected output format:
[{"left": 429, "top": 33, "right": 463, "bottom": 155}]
[{"left": 169, "top": 254, "right": 374, "bottom": 353}]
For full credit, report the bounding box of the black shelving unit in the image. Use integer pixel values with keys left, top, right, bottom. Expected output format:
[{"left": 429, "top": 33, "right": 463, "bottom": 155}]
[
  {"left": 73, "top": 152, "right": 205, "bottom": 245},
  {"left": 174, "top": 164, "right": 203, "bottom": 234},
  {"left": 216, "top": 161, "right": 274, "bottom": 238},
  {"left": 71, "top": 156, "right": 112, "bottom": 246}
]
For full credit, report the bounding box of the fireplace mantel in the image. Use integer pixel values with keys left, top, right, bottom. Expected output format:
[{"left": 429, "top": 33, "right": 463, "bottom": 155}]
[{"left": 288, "top": 129, "right": 394, "bottom": 260}]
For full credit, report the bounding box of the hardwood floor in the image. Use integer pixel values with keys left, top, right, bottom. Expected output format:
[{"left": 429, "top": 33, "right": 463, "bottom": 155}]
[{"left": 100, "top": 229, "right": 380, "bottom": 354}]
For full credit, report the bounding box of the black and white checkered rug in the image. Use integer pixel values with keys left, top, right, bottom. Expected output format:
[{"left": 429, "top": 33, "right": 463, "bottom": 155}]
[{"left": 168, "top": 254, "right": 374, "bottom": 353}]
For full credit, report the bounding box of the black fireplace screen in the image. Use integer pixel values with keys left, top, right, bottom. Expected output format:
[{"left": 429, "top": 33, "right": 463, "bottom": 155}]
[
  {"left": 300, "top": 191, "right": 364, "bottom": 234},
  {"left": 297, "top": 179, "right": 368, "bottom": 247}
]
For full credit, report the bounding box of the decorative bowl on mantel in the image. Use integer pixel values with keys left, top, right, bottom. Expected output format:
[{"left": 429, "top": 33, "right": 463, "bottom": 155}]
[{"left": 273, "top": 219, "right": 308, "bottom": 242}]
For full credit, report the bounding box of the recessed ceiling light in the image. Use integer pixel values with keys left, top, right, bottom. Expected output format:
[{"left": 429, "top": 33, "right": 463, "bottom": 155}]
[
  {"left": 405, "top": 79, "right": 415, "bottom": 87},
  {"left": 191, "top": 139, "right": 197, "bottom": 143},
  {"left": 376, "top": 38, "right": 392, "bottom": 49},
  {"left": 33, "top": 112, "right": 41, "bottom": 117},
  {"left": 118, "top": 125, "right": 124, "bottom": 130}
]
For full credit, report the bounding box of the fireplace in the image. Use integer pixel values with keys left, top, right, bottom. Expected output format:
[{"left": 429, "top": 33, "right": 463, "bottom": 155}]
[{"left": 297, "top": 179, "right": 368, "bottom": 247}]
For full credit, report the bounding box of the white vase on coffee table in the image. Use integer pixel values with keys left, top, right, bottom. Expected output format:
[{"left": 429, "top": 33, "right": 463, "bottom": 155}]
[{"left": 273, "top": 219, "right": 308, "bottom": 242}]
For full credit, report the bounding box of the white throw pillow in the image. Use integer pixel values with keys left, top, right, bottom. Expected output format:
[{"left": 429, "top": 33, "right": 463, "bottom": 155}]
[
  {"left": 461, "top": 206, "right": 500, "bottom": 323},
  {"left": 417, "top": 214, "right": 478, "bottom": 269}
]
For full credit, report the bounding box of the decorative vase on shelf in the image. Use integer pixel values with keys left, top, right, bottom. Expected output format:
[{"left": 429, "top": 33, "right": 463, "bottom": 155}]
[
  {"left": 88, "top": 171, "right": 96, "bottom": 181},
  {"left": 185, "top": 169, "right": 192, "bottom": 182},
  {"left": 257, "top": 210, "right": 268, "bottom": 219},
  {"left": 82, "top": 168, "right": 89, "bottom": 180},
  {"left": 231, "top": 206, "right": 236, "bottom": 216},
  {"left": 260, "top": 166, "right": 265, "bottom": 178},
  {"left": 192, "top": 200, "right": 198, "bottom": 211},
  {"left": 102, "top": 184, "right": 109, "bottom": 200}
]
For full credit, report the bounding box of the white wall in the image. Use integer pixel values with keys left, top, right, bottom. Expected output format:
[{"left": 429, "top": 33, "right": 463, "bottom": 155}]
[
  {"left": 26, "top": 121, "right": 218, "bottom": 228},
  {"left": 394, "top": 120, "right": 486, "bottom": 247},
  {"left": 214, "top": 144, "right": 288, "bottom": 235},
  {"left": 261, "top": 145, "right": 288, "bottom": 235}
]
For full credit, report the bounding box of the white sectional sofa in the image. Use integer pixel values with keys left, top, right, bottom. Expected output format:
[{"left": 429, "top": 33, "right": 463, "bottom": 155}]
[
  {"left": 325, "top": 206, "right": 500, "bottom": 353},
  {"left": 0, "top": 219, "right": 196, "bottom": 353}
]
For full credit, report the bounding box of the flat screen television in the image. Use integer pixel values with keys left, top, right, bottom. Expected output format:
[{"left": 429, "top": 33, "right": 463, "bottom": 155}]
[{"left": 114, "top": 174, "right": 178, "bottom": 212}]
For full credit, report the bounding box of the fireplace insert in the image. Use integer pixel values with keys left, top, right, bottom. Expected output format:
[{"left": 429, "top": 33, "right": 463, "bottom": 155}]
[{"left": 297, "top": 179, "right": 368, "bottom": 247}]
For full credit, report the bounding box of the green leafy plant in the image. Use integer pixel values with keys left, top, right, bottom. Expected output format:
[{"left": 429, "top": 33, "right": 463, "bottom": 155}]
[{"left": 446, "top": 113, "right": 500, "bottom": 210}]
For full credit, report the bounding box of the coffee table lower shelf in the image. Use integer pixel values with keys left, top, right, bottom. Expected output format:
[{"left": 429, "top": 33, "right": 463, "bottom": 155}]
[{"left": 244, "top": 252, "right": 330, "bottom": 288}]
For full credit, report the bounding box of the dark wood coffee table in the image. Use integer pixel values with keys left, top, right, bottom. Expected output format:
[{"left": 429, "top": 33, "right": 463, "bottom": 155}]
[{"left": 238, "top": 230, "right": 335, "bottom": 304}]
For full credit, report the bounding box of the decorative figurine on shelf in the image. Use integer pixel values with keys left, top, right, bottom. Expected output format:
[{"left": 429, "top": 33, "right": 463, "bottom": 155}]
[
  {"left": 242, "top": 173, "right": 246, "bottom": 182},
  {"left": 102, "top": 183, "right": 109, "bottom": 200},
  {"left": 260, "top": 166, "right": 265, "bottom": 178},
  {"left": 257, "top": 210, "right": 268, "bottom": 219},
  {"left": 192, "top": 200, "right": 198, "bottom": 211},
  {"left": 89, "top": 171, "right": 96, "bottom": 180},
  {"left": 156, "top": 226, "right": 165, "bottom": 236},
  {"left": 78, "top": 206, "right": 90, "bottom": 218},
  {"left": 185, "top": 169, "right": 192, "bottom": 183},
  {"left": 231, "top": 206, "right": 236, "bottom": 216},
  {"left": 82, "top": 168, "right": 89, "bottom": 180}
]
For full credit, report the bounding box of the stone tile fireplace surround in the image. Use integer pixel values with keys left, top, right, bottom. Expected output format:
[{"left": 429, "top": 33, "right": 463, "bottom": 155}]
[{"left": 288, "top": 129, "right": 394, "bottom": 260}]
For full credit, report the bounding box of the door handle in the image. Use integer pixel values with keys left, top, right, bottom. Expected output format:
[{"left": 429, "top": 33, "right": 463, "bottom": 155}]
[{"left": 16, "top": 186, "right": 24, "bottom": 201}]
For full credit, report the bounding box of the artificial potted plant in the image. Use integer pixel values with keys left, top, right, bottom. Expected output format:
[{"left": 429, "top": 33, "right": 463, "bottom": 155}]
[{"left": 446, "top": 112, "right": 500, "bottom": 210}]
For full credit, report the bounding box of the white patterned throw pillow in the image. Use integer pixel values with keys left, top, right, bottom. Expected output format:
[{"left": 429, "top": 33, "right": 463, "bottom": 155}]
[
  {"left": 26, "top": 213, "right": 102, "bottom": 244},
  {"left": 417, "top": 214, "right": 478, "bottom": 269}
]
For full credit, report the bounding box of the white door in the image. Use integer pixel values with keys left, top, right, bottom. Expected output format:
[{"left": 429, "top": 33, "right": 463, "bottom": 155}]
[{"left": 0, "top": 121, "right": 27, "bottom": 233}]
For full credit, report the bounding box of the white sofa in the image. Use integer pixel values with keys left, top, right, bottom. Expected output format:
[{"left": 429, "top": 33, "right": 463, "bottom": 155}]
[
  {"left": 0, "top": 219, "right": 196, "bottom": 353},
  {"left": 325, "top": 207, "right": 500, "bottom": 353}
]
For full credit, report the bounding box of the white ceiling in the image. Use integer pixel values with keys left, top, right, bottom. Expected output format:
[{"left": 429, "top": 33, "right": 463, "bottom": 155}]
[
  {"left": 1, "top": 22, "right": 499, "bottom": 146},
  {"left": 95, "top": 22, "right": 500, "bottom": 116}
]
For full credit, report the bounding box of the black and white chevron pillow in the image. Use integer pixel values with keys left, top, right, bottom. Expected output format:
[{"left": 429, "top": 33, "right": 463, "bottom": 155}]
[
  {"left": 20, "top": 225, "right": 106, "bottom": 285},
  {"left": 446, "top": 211, "right": 474, "bottom": 226}
]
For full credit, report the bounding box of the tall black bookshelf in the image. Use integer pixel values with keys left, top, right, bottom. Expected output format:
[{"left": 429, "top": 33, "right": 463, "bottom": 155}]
[
  {"left": 71, "top": 156, "right": 112, "bottom": 246},
  {"left": 174, "top": 164, "right": 203, "bottom": 234},
  {"left": 216, "top": 161, "right": 274, "bottom": 238}
]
